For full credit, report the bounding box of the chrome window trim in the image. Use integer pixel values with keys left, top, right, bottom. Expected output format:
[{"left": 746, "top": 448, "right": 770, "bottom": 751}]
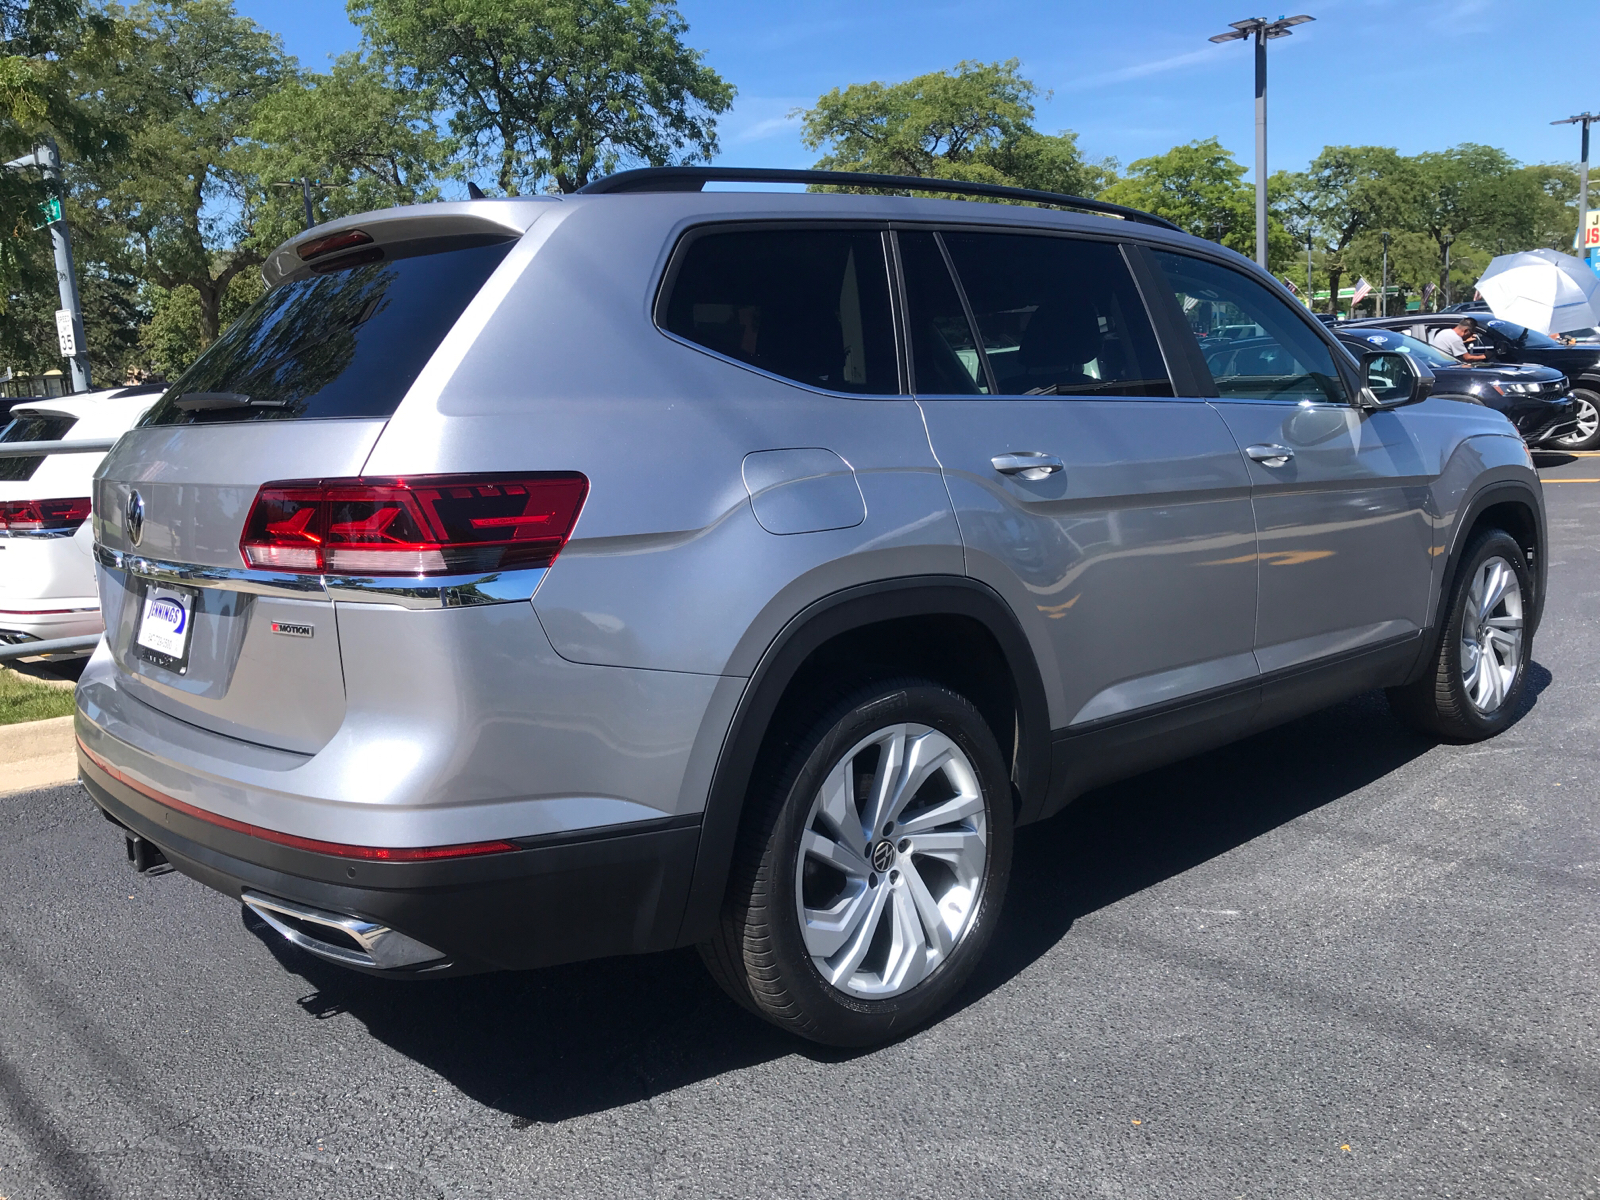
[{"left": 93, "top": 543, "right": 546, "bottom": 609}]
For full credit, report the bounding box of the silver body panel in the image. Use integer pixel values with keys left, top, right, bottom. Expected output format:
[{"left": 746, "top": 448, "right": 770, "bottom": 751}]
[{"left": 78, "top": 189, "right": 1543, "bottom": 865}]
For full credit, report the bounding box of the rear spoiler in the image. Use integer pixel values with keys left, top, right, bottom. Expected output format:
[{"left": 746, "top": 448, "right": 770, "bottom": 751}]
[{"left": 261, "top": 198, "right": 557, "bottom": 289}]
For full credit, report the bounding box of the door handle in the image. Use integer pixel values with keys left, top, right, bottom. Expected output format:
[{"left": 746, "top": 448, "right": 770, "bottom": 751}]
[
  {"left": 1244, "top": 444, "right": 1294, "bottom": 467},
  {"left": 991, "top": 452, "right": 1064, "bottom": 481}
]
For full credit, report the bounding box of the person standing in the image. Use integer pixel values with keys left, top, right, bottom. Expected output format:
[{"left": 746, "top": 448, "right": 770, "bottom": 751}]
[{"left": 1431, "top": 318, "right": 1487, "bottom": 362}]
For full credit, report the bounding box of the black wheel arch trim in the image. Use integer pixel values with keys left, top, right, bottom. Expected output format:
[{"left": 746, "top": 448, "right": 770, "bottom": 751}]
[
  {"left": 673, "top": 575, "right": 1051, "bottom": 946},
  {"left": 1408, "top": 478, "right": 1546, "bottom": 686}
]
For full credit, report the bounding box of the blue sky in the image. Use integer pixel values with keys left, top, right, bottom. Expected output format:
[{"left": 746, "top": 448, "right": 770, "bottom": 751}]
[{"left": 238, "top": 0, "right": 1600, "bottom": 186}]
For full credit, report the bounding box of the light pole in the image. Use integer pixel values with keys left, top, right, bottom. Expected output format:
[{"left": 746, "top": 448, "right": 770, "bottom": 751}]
[
  {"left": 4, "top": 138, "right": 91, "bottom": 392},
  {"left": 273, "top": 178, "right": 321, "bottom": 231},
  {"left": 1442, "top": 234, "right": 1454, "bottom": 308},
  {"left": 1209, "top": 14, "right": 1314, "bottom": 269},
  {"left": 1552, "top": 112, "right": 1596, "bottom": 267},
  {"left": 1380, "top": 231, "right": 1390, "bottom": 317},
  {"left": 1306, "top": 229, "right": 1313, "bottom": 308}
]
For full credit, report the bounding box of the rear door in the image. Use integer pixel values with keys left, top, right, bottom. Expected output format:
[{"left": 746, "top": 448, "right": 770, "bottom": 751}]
[
  {"left": 907, "top": 228, "right": 1260, "bottom": 759},
  {"left": 1140, "top": 248, "right": 1434, "bottom": 681},
  {"left": 92, "top": 234, "right": 519, "bottom": 753}
]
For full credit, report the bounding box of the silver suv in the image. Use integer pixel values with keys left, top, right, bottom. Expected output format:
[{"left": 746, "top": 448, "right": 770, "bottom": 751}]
[{"left": 77, "top": 168, "right": 1545, "bottom": 1046}]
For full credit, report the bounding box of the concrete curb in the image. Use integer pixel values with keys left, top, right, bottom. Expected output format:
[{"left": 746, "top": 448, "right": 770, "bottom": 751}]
[{"left": 0, "top": 714, "right": 78, "bottom": 796}]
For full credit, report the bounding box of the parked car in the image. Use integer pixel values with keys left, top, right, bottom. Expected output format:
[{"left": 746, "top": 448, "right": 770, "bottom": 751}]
[
  {"left": 1346, "top": 313, "right": 1600, "bottom": 449},
  {"left": 76, "top": 169, "right": 1547, "bottom": 1047},
  {"left": 0, "top": 385, "right": 164, "bottom": 656},
  {"left": 1332, "top": 327, "right": 1578, "bottom": 447}
]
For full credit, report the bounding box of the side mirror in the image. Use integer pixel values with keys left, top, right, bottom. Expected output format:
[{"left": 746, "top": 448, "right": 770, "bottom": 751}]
[{"left": 1358, "top": 350, "right": 1435, "bottom": 411}]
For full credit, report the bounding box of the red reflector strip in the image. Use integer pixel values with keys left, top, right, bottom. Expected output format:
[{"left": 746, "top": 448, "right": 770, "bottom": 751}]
[
  {"left": 78, "top": 739, "right": 518, "bottom": 862},
  {"left": 0, "top": 607, "right": 97, "bottom": 615}
]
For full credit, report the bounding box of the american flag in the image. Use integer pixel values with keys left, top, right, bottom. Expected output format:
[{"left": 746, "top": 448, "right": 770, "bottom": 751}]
[{"left": 1350, "top": 277, "right": 1373, "bottom": 307}]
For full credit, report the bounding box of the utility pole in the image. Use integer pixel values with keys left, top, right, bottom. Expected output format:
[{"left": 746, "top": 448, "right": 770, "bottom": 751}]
[
  {"left": 1552, "top": 112, "right": 1596, "bottom": 268},
  {"left": 4, "top": 138, "right": 91, "bottom": 392},
  {"left": 1210, "top": 14, "right": 1314, "bottom": 269},
  {"left": 272, "top": 177, "right": 327, "bottom": 231},
  {"left": 1306, "top": 230, "right": 1313, "bottom": 309},
  {"left": 1380, "top": 231, "right": 1390, "bottom": 317},
  {"left": 1443, "top": 234, "right": 1454, "bottom": 308}
]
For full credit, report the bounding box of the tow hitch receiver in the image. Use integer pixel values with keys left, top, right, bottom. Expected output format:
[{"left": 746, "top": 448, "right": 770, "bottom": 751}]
[{"left": 125, "top": 833, "right": 168, "bottom": 873}]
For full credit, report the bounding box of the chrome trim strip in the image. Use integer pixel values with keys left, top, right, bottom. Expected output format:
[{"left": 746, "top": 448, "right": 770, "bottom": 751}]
[
  {"left": 323, "top": 568, "right": 547, "bottom": 609},
  {"left": 94, "top": 544, "right": 326, "bottom": 598},
  {"left": 94, "top": 544, "right": 547, "bottom": 609}
]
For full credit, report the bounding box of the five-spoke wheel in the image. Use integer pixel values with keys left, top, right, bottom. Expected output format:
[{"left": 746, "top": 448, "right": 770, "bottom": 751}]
[{"left": 701, "top": 679, "right": 1013, "bottom": 1046}]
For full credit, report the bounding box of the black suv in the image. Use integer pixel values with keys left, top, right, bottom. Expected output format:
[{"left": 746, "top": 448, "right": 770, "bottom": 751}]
[
  {"left": 1345, "top": 314, "right": 1600, "bottom": 449},
  {"left": 1333, "top": 327, "right": 1578, "bottom": 448}
]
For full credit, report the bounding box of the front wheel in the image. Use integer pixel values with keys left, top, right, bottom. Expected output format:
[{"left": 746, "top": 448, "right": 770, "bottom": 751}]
[
  {"left": 1553, "top": 387, "right": 1600, "bottom": 451},
  {"left": 700, "top": 679, "right": 1014, "bottom": 1046},
  {"left": 1388, "top": 528, "right": 1532, "bottom": 740}
]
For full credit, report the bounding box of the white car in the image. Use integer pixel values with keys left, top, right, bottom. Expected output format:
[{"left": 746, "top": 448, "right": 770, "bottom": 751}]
[{"left": 0, "top": 385, "right": 163, "bottom": 657}]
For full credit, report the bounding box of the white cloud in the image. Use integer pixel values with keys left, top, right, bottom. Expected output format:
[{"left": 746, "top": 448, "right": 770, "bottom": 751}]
[{"left": 1061, "top": 46, "right": 1223, "bottom": 91}]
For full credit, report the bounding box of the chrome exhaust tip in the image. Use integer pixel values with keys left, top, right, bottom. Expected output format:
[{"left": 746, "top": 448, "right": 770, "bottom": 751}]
[{"left": 242, "top": 890, "right": 448, "bottom": 971}]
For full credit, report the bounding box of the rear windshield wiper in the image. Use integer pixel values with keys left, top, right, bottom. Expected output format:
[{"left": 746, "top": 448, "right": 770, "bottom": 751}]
[{"left": 172, "top": 392, "right": 290, "bottom": 411}]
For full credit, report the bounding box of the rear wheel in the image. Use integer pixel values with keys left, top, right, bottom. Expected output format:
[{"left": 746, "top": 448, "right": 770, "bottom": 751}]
[
  {"left": 1553, "top": 387, "right": 1600, "bottom": 451},
  {"left": 700, "top": 679, "right": 1013, "bottom": 1046},
  {"left": 1388, "top": 528, "right": 1531, "bottom": 740}
]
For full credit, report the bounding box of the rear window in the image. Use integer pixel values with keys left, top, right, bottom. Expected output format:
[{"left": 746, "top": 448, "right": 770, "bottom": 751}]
[
  {"left": 141, "top": 239, "right": 515, "bottom": 426},
  {"left": 0, "top": 414, "right": 77, "bottom": 482},
  {"left": 659, "top": 228, "right": 899, "bottom": 394}
]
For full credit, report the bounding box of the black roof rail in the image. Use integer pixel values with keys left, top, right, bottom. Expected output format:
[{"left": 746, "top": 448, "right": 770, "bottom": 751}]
[{"left": 575, "top": 166, "right": 1182, "bottom": 232}]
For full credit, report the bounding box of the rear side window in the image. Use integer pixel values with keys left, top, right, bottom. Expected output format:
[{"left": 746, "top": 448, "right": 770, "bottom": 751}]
[
  {"left": 142, "top": 239, "right": 515, "bottom": 426},
  {"left": 0, "top": 414, "right": 77, "bottom": 482},
  {"left": 660, "top": 228, "right": 898, "bottom": 394},
  {"left": 938, "top": 232, "right": 1172, "bottom": 397},
  {"left": 1150, "top": 250, "right": 1348, "bottom": 405},
  {"left": 899, "top": 231, "right": 987, "bottom": 395}
]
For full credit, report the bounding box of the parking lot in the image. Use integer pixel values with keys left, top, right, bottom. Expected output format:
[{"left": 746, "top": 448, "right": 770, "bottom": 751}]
[{"left": 1, "top": 456, "right": 1595, "bottom": 1200}]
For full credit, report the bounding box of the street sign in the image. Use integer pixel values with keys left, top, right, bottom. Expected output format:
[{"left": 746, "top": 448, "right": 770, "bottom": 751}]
[
  {"left": 1586, "top": 209, "right": 1600, "bottom": 250},
  {"left": 32, "top": 196, "right": 62, "bottom": 229},
  {"left": 55, "top": 308, "right": 79, "bottom": 357}
]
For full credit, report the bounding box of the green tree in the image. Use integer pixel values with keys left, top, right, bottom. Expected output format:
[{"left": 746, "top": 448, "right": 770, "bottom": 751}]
[
  {"left": 797, "top": 59, "right": 1114, "bottom": 197},
  {"left": 1279, "top": 146, "right": 1412, "bottom": 316},
  {"left": 1100, "top": 138, "right": 1256, "bottom": 251},
  {"left": 246, "top": 49, "right": 456, "bottom": 249},
  {"left": 69, "top": 1, "right": 290, "bottom": 349},
  {"left": 351, "top": 0, "right": 734, "bottom": 195}
]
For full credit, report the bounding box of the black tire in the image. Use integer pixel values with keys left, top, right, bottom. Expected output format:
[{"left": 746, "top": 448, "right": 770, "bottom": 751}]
[
  {"left": 1553, "top": 387, "right": 1600, "bottom": 452},
  {"left": 700, "top": 678, "right": 1014, "bottom": 1047},
  {"left": 1387, "top": 528, "right": 1533, "bottom": 740}
]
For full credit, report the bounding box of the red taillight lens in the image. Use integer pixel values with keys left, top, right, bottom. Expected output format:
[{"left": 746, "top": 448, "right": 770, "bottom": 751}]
[
  {"left": 0, "top": 497, "right": 92, "bottom": 534},
  {"left": 240, "top": 474, "right": 588, "bottom": 576},
  {"left": 297, "top": 228, "right": 372, "bottom": 260}
]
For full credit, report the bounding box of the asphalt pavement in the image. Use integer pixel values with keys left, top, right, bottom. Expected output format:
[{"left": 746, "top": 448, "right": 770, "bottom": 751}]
[{"left": 2, "top": 458, "right": 1597, "bottom": 1199}]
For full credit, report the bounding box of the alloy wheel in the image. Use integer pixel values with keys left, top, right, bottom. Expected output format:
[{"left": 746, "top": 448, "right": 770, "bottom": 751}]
[
  {"left": 1459, "top": 555, "right": 1524, "bottom": 715},
  {"left": 1558, "top": 395, "right": 1599, "bottom": 446},
  {"left": 794, "top": 723, "right": 988, "bottom": 999}
]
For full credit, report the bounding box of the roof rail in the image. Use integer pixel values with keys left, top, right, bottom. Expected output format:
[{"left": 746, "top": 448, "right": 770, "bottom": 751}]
[{"left": 575, "top": 166, "right": 1182, "bottom": 232}]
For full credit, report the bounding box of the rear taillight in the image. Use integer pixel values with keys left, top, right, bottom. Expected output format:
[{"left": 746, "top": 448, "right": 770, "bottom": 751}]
[
  {"left": 0, "top": 497, "right": 91, "bottom": 534},
  {"left": 239, "top": 474, "right": 588, "bottom": 576}
]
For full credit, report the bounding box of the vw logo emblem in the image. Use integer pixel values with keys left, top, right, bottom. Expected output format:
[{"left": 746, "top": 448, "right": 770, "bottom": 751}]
[
  {"left": 126, "top": 490, "right": 144, "bottom": 547},
  {"left": 871, "top": 840, "right": 895, "bottom": 873}
]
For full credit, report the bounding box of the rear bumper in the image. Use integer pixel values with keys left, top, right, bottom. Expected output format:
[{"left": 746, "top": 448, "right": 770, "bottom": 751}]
[
  {"left": 81, "top": 747, "right": 701, "bottom": 976},
  {"left": 0, "top": 598, "right": 102, "bottom": 647}
]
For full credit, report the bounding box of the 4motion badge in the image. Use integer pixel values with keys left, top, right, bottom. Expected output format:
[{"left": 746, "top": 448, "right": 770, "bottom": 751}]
[{"left": 270, "top": 621, "right": 313, "bottom": 638}]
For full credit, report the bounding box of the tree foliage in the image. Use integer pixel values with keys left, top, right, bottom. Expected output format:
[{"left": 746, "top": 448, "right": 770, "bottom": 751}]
[
  {"left": 798, "top": 59, "right": 1113, "bottom": 197},
  {"left": 351, "top": 0, "right": 734, "bottom": 194}
]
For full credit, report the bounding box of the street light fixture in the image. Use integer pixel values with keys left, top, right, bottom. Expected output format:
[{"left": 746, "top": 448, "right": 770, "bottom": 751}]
[
  {"left": 1552, "top": 112, "right": 1598, "bottom": 267},
  {"left": 1209, "top": 13, "right": 1315, "bottom": 269}
]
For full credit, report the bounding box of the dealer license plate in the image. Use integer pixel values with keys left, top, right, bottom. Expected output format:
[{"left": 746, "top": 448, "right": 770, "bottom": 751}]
[{"left": 135, "top": 585, "right": 195, "bottom": 672}]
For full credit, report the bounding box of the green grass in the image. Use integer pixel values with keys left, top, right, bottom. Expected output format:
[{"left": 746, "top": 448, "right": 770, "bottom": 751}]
[{"left": 0, "top": 667, "right": 77, "bottom": 725}]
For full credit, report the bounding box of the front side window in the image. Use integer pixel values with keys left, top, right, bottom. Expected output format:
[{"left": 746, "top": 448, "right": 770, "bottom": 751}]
[
  {"left": 938, "top": 231, "right": 1172, "bottom": 397},
  {"left": 660, "top": 228, "right": 898, "bottom": 395},
  {"left": 1151, "top": 250, "right": 1349, "bottom": 405}
]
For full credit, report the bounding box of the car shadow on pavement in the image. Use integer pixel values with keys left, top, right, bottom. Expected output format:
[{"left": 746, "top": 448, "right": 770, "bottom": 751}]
[{"left": 248, "top": 672, "right": 1548, "bottom": 1124}]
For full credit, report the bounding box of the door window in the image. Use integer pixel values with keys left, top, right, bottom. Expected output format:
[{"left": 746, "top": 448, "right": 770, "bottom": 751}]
[
  {"left": 938, "top": 231, "right": 1172, "bottom": 397},
  {"left": 1150, "top": 250, "right": 1349, "bottom": 405},
  {"left": 898, "top": 230, "right": 987, "bottom": 394},
  {"left": 660, "top": 228, "right": 898, "bottom": 395}
]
